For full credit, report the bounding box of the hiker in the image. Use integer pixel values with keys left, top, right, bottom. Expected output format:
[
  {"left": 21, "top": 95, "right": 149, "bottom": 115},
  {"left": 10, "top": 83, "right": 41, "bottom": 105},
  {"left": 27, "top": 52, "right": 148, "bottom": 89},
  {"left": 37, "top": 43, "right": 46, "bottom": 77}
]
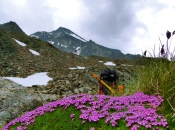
[{"left": 100, "top": 68, "right": 119, "bottom": 95}]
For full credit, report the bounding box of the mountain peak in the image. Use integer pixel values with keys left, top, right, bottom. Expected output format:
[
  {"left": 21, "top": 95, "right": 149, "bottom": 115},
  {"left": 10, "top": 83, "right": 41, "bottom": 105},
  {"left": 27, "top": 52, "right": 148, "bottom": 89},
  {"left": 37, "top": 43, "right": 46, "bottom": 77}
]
[
  {"left": 54, "top": 27, "right": 73, "bottom": 35},
  {"left": 0, "top": 21, "right": 25, "bottom": 34}
]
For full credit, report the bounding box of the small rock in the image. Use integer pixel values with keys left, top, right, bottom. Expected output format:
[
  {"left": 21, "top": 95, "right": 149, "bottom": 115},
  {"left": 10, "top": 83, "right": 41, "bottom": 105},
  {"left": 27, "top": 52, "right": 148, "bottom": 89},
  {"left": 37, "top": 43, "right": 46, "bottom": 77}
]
[
  {"left": 83, "top": 86, "right": 92, "bottom": 93},
  {"left": 88, "top": 91, "right": 93, "bottom": 95},
  {"left": 79, "top": 88, "right": 84, "bottom": 93},
  {"left": 69, "top": 86, "right": 76, "bottom": 91},
  {"left": 71, "top": 81, "right": 79, "bottom": 87},
  {"left": 42, "top": 90, "right": 50, "bottom": 94},
  {"left": 0, "top": 111, "right": 11, "bottom": 120},
  {"left": 50, "top": 88, "right": 58, "bottom": 94},
  {"left": 49, "top": 94, "right": 57, "bottom": 101},
  {"left": 68, "top": 74, "right": 73, "bottom": 78},
  {"left": 65, "top": 80, "right": 70, "bottom": 84},
  {"left": 73, "top": 88, "right": 79, "bottom": 94},
  {"left": 46, "top": 86, "right": 52, "bottom": 89}
]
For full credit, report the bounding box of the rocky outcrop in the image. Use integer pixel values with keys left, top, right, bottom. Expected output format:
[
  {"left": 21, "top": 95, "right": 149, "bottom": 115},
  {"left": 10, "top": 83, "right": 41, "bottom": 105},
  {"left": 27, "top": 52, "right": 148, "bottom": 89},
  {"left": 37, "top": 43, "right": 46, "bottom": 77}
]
[{"left": 0, "top": 78, "right": 42, "bottom": 127}]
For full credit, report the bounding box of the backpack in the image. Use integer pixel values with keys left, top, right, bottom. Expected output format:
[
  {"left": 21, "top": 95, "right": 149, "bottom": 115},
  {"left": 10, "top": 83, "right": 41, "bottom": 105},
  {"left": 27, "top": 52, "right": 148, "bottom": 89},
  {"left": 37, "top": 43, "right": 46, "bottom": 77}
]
[{"left": 100, "top": 68, "right": 119, "bottom": 83}]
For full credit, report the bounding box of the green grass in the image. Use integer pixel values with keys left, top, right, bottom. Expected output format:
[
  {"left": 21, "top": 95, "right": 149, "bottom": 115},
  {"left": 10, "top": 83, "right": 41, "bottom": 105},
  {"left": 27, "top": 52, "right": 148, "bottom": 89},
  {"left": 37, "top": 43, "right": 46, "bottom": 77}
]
[
  {"left": 125, "top": 58, "right": 175, "bottom": 129},
  {"left": 8, "top": 106, "right": 129, "bottom": 130},
  {"left": 127, "top": 58, "right": 175, "bottom": 113},
  {"left": 2, "top": 57, "right": 175, "bottom": 130}
]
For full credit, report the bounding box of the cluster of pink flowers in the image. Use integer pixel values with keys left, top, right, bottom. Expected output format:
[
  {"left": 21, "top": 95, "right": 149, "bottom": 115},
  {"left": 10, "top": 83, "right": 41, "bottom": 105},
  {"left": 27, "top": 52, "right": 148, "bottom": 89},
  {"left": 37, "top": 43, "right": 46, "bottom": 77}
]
[{"left": 2, "top": 92, "right": 168, "bottom": 130}]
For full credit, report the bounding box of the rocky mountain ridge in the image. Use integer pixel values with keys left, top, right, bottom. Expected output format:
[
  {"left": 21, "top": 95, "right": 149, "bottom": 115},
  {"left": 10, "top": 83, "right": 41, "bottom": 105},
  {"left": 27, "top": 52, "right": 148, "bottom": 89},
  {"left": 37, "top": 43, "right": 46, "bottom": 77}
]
[{"left": 30, "top": 24, "right": 141, "bottom": 60}]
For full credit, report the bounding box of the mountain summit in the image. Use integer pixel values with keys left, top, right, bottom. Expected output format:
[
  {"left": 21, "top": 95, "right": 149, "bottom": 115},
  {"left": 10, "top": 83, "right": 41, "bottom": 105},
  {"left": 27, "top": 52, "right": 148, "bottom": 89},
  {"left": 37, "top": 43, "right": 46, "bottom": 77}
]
[
  {"left": 0, "top": 21, "right": 25, "bottom": 34},
  {"left": 30, "top": 27, "right": 140, "bottom": 60}
]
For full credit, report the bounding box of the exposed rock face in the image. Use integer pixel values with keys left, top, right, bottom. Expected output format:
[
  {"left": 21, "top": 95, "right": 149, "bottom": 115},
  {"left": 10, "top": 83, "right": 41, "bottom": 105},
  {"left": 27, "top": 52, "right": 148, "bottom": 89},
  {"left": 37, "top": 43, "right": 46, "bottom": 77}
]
[
  {"left": 0, "top": 78, "right": 42, "bottom": 126},
  {"left": 0, "top": 64, "right": 133, "bottom": 127}
]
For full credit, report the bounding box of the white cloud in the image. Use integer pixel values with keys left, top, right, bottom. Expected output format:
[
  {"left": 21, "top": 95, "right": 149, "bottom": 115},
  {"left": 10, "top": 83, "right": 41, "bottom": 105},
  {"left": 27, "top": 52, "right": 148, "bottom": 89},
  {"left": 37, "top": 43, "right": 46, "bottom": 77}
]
[
  {"left": 1, "top": 0, "right": 175, "bottom": 56},
  {"left": 45, "top": 0, "right": 82, "bottom": 31},
  {"left": 134, "top": 1, "right": 175, "bottom": 56}
]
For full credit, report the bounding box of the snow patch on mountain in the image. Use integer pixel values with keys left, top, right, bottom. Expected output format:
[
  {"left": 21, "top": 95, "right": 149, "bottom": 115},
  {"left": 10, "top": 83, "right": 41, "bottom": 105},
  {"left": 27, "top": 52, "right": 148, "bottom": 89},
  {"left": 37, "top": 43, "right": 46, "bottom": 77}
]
[
  {"left": 69, "top": 66, "right": 85, "bottom": 70},
  {"left": 13, "top": 38, "right": 26, "bottom": 46},
  {"left": 5, "top": 72, "right": 52, "bottom": 87},
  {"left": 13, "top": 38, "right": 40, "bottom": 56},
  {"left": 48, "top": 41, "right": 54, "bottom": 44},
  {"left": 61, "top": 44, "right": 67, "bottom": 48},
  {"left": 30, "top": 35, "right": 39, "bottom": 39},
  {"left": 69, "top": 33, "right": 86, "bottom": 42},
  {"left": 104, "top": 62, "right": 116, "bottom": 66},
  {"left": 73, "top": 47, "right": 81, "bottom": 55},
  {"left": 29, "top": 49, "right": 40, "bottom": 56}
]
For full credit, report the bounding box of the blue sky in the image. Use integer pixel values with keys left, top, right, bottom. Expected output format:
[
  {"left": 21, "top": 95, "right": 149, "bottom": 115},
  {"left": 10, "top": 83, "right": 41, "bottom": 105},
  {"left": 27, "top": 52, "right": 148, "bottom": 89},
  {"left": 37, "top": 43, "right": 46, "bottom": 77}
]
[{"left": 1, "top": 0, "right": 175, "bottom": 56}]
